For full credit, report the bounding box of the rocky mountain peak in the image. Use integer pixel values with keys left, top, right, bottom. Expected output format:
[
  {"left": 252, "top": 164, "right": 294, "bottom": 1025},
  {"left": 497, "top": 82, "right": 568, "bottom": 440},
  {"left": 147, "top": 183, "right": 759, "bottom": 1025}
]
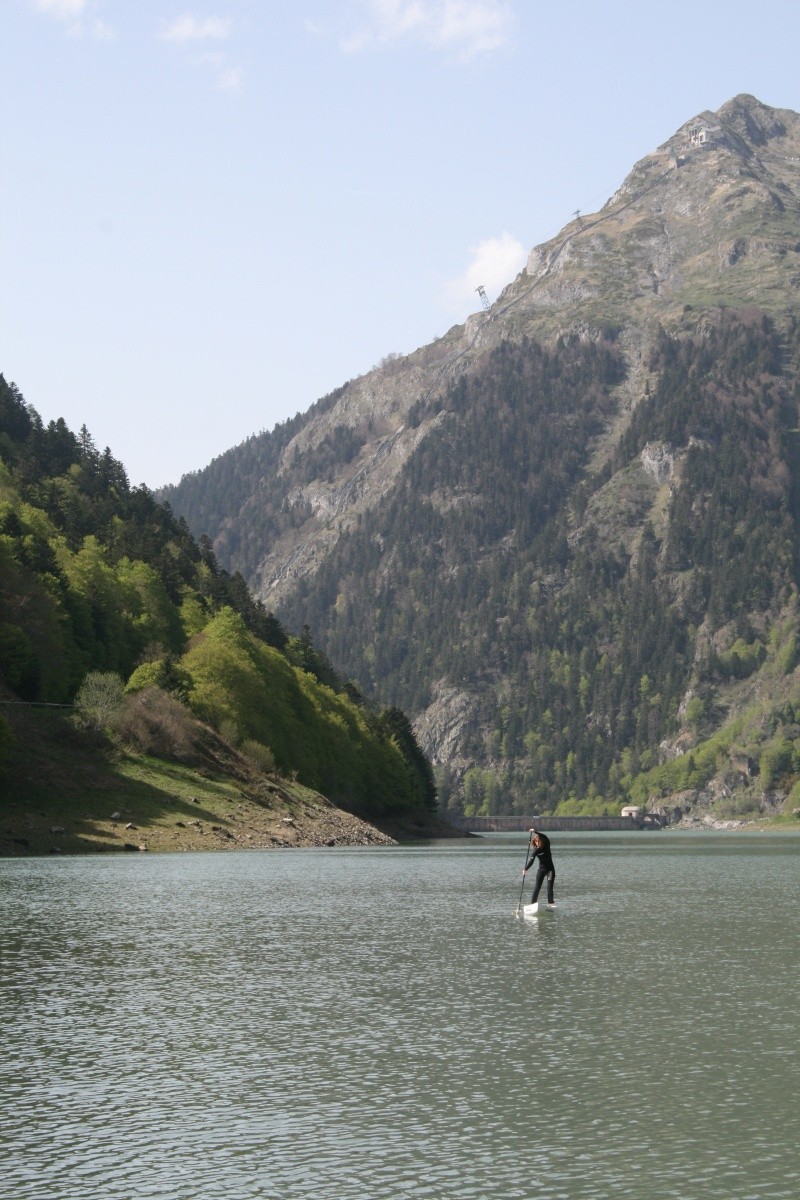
[
  {"left": 512, "top": 94, "right": 800, "bottom": 341},
  {"left": 714, "top": 92, "right": 791, "bottom": 148}
]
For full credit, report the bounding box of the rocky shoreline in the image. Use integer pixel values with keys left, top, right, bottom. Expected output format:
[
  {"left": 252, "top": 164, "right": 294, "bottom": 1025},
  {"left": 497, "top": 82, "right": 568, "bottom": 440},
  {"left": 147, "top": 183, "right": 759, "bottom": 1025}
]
[{"left": 1, "top": 784, "right": 468, "bottom": 858}]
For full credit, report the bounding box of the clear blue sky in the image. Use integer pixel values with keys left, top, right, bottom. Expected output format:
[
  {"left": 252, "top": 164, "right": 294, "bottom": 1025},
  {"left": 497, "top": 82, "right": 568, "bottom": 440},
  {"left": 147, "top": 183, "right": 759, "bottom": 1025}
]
[{"left": 4, "top": 0, "right": 800, "bottom": 488}]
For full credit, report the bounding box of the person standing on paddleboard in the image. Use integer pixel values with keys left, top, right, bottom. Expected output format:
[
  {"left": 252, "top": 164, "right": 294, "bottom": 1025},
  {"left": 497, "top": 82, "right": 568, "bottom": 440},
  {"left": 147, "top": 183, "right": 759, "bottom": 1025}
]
[{"left": 522, "top": 829, "right": 556, "bottom": 908}]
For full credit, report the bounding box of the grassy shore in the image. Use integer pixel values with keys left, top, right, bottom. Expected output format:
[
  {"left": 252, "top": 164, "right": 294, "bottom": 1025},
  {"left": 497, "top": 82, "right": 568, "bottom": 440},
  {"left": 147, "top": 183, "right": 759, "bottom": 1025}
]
[{"left": 0, "top": 703, "right": 461, "bottom": 857}]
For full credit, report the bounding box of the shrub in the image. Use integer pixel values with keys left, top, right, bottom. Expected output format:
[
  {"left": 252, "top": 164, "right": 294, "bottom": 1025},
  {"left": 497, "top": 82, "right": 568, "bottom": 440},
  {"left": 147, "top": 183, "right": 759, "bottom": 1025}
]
[
  {"left": 219, "top": 718, "right": 240, "bottom": 746},
  {"left": 714, "top": 793, "right": 761, "bottom": 819},
  {"left": 125, "top": 661, "right": 164, "bottom": 694},
  {"left": 126, "top": 657, "right": 193, "bottom": 701},
  {"left": 74, "top": 671, "right": 125, "bottom": 731},
  {"left": 683, "top": 696, "right": 706, "bottom": 729},
  {"left": 113, "top": 687, "right": 198, "bottom": 761},
  {"left": 716, "top": 638, "right": 765, "bottom": 680},
  {"left": 775, "top": 634, "right": 798, "bottom": 676},
  {"left": 241, "top": 739, "right": 276, "bottom": 774},
  {"left": 759, "top": 739, "right": 793, "bottom": 791}
]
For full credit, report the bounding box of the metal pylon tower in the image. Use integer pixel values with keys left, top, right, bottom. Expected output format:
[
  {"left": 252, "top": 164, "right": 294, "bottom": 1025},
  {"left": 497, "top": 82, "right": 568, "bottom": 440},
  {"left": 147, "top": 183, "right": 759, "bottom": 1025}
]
[{"left": 475, "top": 284, "right": 490, "bottom": 311}]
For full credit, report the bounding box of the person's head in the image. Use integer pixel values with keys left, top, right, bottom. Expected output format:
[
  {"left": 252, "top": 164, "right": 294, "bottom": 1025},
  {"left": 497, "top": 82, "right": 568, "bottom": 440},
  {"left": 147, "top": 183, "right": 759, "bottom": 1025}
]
[{"left": 532, "top": 834, "right": 542, "bottom": 847}]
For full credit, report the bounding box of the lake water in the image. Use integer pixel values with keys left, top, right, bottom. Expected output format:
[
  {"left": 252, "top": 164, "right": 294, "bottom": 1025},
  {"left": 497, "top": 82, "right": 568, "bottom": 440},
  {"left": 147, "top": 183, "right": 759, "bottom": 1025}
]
[{"left": 1, "top": 832, "right": 798, "bottom": 1200}]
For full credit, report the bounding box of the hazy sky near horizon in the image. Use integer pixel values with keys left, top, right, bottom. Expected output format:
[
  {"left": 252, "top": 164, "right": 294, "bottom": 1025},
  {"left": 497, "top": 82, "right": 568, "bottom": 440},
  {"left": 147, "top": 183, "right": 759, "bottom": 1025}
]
[{"left": 4, "top": 0, "right": 800, "bottom": 488}]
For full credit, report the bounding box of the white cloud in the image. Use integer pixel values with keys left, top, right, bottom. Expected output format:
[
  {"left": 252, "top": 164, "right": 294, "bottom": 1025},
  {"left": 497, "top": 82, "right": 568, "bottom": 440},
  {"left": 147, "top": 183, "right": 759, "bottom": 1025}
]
[
  {"left": 159, "top": 14, "right": 241, "bottom": 92},
  {"left": 435, "top": 0, "right": 511, "bottom": 56},
  {"left": 30, "top": 0, "right": 88, "bottom": 17},
  {"left": 443, "top": 232, "right": 527, "bottom": 314},
  {"left": 158, "top": 14, "right": 231, "bottom": 43},
  {"left": 29, "top": 0, "right": 113, "bottom": 37},
  {"left": 341, "top": 0, "right": 513, "bottom": 60},
  {"left": 30, "top": 0, "right": 113, "bottom": 38}
]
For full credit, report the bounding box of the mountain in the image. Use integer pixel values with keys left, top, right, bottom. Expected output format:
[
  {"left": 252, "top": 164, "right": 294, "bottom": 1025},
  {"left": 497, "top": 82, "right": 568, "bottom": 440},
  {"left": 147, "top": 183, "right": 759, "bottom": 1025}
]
[{"left": 161, "top": 95, "right": 800, "bottom": 824}]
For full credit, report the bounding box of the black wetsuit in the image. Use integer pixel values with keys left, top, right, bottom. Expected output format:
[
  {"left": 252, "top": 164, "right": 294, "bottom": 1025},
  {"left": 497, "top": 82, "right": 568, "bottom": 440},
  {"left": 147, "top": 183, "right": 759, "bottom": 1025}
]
[{"left": 525, "top": 833, "right": 556, "bottom": 904}]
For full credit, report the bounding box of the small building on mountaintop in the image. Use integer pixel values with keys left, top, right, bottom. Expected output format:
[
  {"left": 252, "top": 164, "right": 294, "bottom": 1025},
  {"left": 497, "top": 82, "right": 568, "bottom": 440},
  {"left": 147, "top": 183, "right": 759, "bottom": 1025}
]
[{"left": 687, "top": 124, "right": 722, "bottom": 148}]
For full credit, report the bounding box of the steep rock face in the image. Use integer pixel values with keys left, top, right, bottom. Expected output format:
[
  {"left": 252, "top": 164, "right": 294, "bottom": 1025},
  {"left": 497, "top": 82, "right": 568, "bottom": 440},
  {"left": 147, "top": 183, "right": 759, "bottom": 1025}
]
[
  {"left": 162, "top": 95, "right": 800, "bottom": 816},
  {"left": 412, "top": 682, "right": 483, "bottom": 773}
]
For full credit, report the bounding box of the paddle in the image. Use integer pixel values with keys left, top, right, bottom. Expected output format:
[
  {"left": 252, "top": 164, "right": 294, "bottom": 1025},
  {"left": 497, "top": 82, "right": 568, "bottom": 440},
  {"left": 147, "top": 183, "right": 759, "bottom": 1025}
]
[{"left": 515, "top": 829, "right": 534, "bottom": 916}]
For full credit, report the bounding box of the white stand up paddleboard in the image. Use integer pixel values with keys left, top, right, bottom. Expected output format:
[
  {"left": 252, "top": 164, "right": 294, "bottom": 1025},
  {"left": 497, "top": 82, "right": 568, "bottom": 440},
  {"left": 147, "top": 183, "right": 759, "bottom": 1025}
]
[{"left": 520, "top": 900, "right": 556, "bottom": 918}]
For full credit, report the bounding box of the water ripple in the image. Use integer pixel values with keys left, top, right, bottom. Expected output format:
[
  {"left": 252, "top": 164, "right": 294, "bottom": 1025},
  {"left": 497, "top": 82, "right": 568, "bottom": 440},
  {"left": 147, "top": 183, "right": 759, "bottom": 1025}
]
[{"left": 1, "top": 835, "right": 799, "bottom": 1199}]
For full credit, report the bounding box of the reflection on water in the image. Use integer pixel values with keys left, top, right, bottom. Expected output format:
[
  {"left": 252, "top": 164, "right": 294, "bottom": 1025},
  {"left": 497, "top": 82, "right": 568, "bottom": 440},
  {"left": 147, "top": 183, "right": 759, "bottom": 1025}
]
[{"left": 1, "top": 834, "right": 798, "bottom": 1199}]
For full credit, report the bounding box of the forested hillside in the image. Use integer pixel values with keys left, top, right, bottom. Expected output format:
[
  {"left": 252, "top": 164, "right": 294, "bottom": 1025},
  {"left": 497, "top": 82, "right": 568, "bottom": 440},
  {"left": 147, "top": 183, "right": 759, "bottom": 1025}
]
[
  {"left": 0, "top": 376, "right": 436, "bottom": 828},
  {"left": 289, "top": 314, "right": 800, "bottom": 817}
]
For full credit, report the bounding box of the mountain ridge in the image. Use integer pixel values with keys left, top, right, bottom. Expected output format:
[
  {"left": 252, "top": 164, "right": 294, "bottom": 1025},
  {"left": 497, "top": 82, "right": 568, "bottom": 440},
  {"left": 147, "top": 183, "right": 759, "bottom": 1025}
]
[{"left": 163, "top": 94, "right": 800, "bottom": 601}]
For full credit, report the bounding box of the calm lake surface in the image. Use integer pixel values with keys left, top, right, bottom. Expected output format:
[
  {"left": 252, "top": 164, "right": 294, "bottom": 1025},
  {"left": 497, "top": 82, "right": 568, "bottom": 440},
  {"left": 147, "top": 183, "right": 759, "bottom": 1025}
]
[{"left": 1, "top": 832, "right": 798, "bottom": 1200}]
